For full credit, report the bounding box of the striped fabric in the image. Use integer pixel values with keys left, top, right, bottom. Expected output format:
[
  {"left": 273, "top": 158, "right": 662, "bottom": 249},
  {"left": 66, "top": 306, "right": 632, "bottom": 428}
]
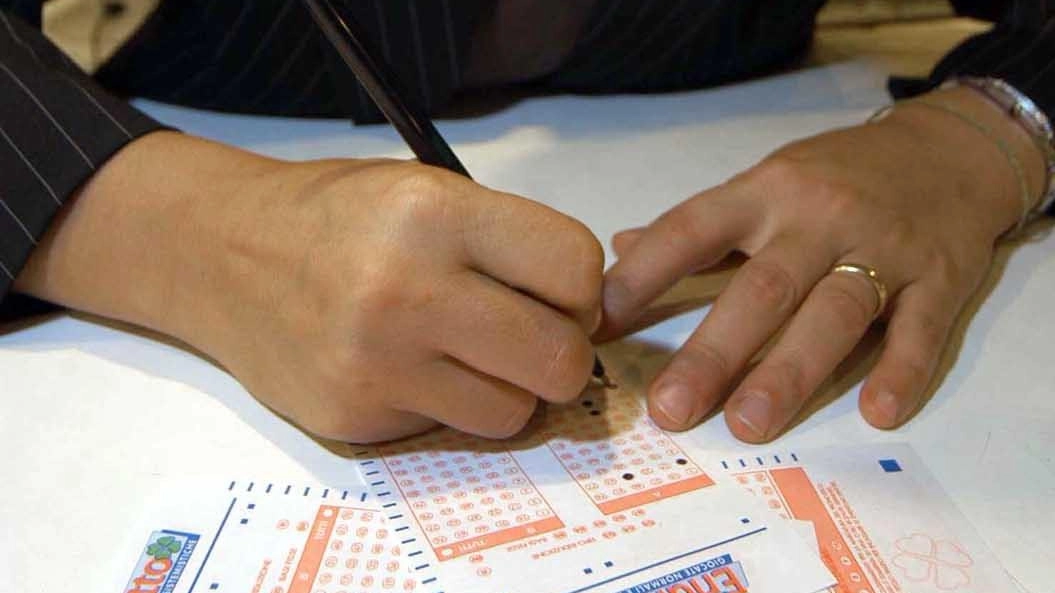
[
  {"left": 93, "top": 1, "right": 490, "bottom": 120},
  {"left": 1, "top": 0, "right": 1054, "bottom": 310},
  {"left": 0, "top": 7, "right": 161, "bottom": 298},
  {"left": 925, "top": 0, "right": 1055, "bottom": 118}
]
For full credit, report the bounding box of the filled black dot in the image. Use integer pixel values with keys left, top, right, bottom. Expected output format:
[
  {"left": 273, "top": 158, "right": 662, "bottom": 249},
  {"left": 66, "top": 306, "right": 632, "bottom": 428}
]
[
  {"left": 622, "top": 473, "right": 634, "bottom": 480},
  {"left": 675, "top": 458, "right": 688, "bottom": 465},
  {"left": 590, "top": 410, "right": 601, "bottom": 416},
  {"left": 582, "top": 400, "right": 593, "bottom": 408}
]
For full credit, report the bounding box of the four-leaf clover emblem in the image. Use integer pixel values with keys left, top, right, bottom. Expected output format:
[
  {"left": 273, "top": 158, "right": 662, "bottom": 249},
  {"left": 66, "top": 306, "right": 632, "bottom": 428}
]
[
  {"left": 146, "top": 535, "right": 182, "bottom": 560},
  {"left": 892, "top": 533, "right": 973, "bottom": 590}
]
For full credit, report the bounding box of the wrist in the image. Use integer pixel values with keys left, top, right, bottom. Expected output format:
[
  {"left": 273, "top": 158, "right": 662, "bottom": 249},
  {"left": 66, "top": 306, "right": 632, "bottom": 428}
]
[
  {"left": 952, "top": 77, "right": 1055, "bottom": 218},
  {"left": 878, "top": 87, "right": 1048, "bottom": 237},
  {"left": 14, "top": 131, "right": 278, "bottom": 344}
]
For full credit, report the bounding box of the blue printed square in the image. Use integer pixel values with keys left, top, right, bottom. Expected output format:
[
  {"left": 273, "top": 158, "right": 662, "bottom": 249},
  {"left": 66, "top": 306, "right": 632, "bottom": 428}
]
[{"left": 879, "top": 459, "right": 902, "bottom": 473}]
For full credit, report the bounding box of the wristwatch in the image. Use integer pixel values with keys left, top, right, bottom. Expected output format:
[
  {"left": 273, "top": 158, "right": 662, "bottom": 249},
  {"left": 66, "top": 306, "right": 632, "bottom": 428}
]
[{"left": 948, "top": 76, "right": 1055, "bottom": 217}]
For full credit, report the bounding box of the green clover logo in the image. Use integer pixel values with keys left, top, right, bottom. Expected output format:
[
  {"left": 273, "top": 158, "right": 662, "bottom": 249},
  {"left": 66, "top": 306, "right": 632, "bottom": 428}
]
[{"left": 146, "top": 535, "right": 182, "bottom": 560}]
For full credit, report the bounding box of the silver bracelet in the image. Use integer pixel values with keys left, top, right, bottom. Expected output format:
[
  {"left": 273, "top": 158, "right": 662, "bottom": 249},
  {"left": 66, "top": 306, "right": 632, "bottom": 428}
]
[
  {"left": 945, "top": 77, "right": 1055, "bottom": 219},
  {"left": 870, "top": 100, "right": 1033, "bottom": 234}
]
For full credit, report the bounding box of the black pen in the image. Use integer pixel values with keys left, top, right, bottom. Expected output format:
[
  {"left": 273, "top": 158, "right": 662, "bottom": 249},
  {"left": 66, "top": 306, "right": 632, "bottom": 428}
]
[{"left": 301, "top": 0, "right": 615, "bottom": 389}]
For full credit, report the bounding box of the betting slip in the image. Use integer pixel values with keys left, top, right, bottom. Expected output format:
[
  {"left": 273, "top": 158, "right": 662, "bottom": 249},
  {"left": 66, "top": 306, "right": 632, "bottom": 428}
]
[
  {"left": 105, "top": 384, "right": 837, "bottom": 593},
  {"left": 344, "top": 385, "right": 835, "bottom": 593},
  {"left": 710, "top": 443, "right": 1014, "bottom": 593}
]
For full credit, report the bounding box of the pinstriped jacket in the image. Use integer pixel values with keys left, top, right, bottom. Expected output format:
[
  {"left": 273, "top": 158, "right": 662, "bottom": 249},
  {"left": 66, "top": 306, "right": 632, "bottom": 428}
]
[{"left": 0, "top": 0, "right": 1053, "bottom": 310}]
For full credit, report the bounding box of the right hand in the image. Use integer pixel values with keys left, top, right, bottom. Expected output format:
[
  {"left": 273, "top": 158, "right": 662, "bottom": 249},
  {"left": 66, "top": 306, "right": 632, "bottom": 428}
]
[{"left": 16, "top": 132, "right": 605, "bottom": 443}]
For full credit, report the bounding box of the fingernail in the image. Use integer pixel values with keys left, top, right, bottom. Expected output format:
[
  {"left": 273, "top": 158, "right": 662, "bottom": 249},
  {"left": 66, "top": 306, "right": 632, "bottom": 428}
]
[
  {"left": 653, "top": 383, "right": 695, "bottom": 426},
  {"left": 874, "top": 390, "right": 901, "bottom": 427},
  {"left": 735, "top": 391, "right": 773, "bottom": 440}
]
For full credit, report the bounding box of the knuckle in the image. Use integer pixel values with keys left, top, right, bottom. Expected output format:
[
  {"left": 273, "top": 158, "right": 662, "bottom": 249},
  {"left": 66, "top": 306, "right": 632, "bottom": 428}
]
[
  {"left": 746, "top": 357, "right": 807, "bottom": 413},
  {"left": 752, "top": 155, "right": 867, "bottom": 223},
  {"left": 541, "top": 333, "right": 594, "bottom": 402},
  {"left": 740, "top": 260, "right": 798, "bottom": 313},
  {"left": 296, "top": 395, "right": 392, "bottom": 443},
  {"left": 560, "top": 221, "right": 606, "bottom": 309},
  {"left": 298, "top": 371, "right": 435, "bottom": 443},
  {"left": 755, "top": 152, "right": 877, "bottom": 230},
  {"left": 751, "top": 154, "right": 840, "bottom": 201},
  {"left": 310, "top": 413, "right": 380, "bottom": 443},
  {"left": 566, "top": 219, "right": 605, "bottom": 266},
  {"left": 312, "top": 338, "right": 364, "bottom": 391},
  {"left": 310, "top": 344, "right": 410, "bottom": 435},
  {"left": 488, "top": 398, "right": 538, "bottom": 439},
  {"left": 385, "top": 169, "right": 454, "bottom": 226},
  {"left": 922, "top": 247, "right": 965, "bottom": 291},
  {"left": 891, "top": 356, "right": 931, "bottom": 393},
  {"left": 388, "top": 166, "right": 448, "bottom": 197},
  {"left": 603, "top": 272, "right": 639, "bottom": 309},
  {"left": 678, "top": 339, "right": 733, "bottom": 384},
  {"left": 898, "top": 310, "right": 950, "bottom": 351},
  {"left": 815, "top": 182, "right": 865, "bottom": 222},
  {"left": 821, "top": 279, "right": 876, "bottom": 329},
  {"left": 656, "top": 206, "right": 705, "bottom": 249},
  {"left": 769, "top": 357, "right": 808, "bottom": 410},
  {"left": 912, "top": 312, "right": 948, "bottom": 346},
  {"left": 353, "top": 264, "right": 433, "bottom": 320},
  {"left": 881, "top": 214, "right": 919, "bottom": 250},
  {"left": 749, "top": 154, "right": 804, "bottom": 190},
  {"left": 354, "top": 270, "right": 405, "bottom": 318}
]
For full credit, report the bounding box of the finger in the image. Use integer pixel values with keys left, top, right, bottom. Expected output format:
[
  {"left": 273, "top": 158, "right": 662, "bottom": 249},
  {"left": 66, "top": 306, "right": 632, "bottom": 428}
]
[
  {"left": 398, "top": 356, "right": 539, "bottom": 439},
  {"left": 647, "top": 236, "right": 835, "bottom": 430},
  {"left": 600, "top": 190, "right": 759, "bottom": 337},
  {"left": 723, "top": 264, "right": 893, "bottom": 442},
  {"left": 612, "top": 227, "right": 646, "bottom": 258},
  {"left": 433, "top": 271, "right": 596, "bottom": 403},
  {"left": 859, "top": 281, "right": 960, "bottom": 428},
  {"left": 459, "top": 191, "right": 604, "bottom": 332},
  {"left": 310, "top": 407, "right": 438, "bottom": 445},
  {"left": 613, "top": 227, "right": 747, "bottom": 275}
]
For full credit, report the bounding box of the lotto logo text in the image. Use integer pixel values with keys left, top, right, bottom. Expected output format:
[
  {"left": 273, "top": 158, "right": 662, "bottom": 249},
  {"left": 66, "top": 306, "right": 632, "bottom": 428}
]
[
  {"left": 124, "top": 530, "right": 199, "bottom": 593},
  {"left": 617, "top": 554, "right": 750, "bottom": 593}
]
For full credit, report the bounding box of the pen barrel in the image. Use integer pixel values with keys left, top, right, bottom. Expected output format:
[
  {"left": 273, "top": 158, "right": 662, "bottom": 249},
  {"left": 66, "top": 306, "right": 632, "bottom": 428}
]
[{"left": 300, "top": 0, "right": 472, "bottom": 178}]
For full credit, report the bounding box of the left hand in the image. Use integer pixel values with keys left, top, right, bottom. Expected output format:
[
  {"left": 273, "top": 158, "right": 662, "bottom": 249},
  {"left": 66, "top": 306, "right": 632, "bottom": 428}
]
[{"left": 597, "top": 87, "right": 1047, "bottom": 442}]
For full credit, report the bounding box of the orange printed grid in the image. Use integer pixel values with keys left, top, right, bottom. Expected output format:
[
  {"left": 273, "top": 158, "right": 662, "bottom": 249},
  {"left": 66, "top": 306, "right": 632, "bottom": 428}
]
[
  {"left": 288, "top": 505, "right": 338, "bottom": 593},
  {"left": 434, "top": 516, "right": 564, "bottom": 559},
  {"left": 597, "top": 474, "right": 716, "bottom": 514},
  {"left": 375, "top": 438, "right": 564, "bottom": 561}
]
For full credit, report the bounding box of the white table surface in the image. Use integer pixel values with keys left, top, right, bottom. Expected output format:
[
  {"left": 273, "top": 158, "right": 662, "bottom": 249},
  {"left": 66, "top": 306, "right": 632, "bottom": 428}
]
[{"left": 2, "top": 61, "right": 1052, "bottom": 592}]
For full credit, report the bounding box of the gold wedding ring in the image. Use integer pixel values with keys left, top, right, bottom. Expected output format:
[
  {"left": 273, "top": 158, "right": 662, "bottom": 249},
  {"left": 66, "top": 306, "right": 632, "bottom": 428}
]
[{"left": 830, "top": 263, "right": 888, "bottom": 321}]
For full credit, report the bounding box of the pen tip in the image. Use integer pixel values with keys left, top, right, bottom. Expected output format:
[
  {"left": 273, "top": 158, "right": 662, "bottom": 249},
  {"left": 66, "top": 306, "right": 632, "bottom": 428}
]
[{"left": 592, "top": 358, "right": 617, "bottom": 389}]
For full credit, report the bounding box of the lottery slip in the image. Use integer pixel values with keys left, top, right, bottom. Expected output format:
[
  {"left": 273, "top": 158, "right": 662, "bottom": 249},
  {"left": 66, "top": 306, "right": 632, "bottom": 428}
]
[
  {"left": 710, "top": 444, "right": 1013, "bottom": 593},
  {"left": 346, "top": 385, "right": 835, "bottom": 593},
  {"left": 110, "top": 479, "right": 416, "bottom": 593}
]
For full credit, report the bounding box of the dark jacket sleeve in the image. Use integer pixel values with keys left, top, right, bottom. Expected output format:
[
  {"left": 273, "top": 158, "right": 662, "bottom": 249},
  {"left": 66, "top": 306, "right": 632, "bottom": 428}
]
[
  {"left": 0, "top": 4, "right": 166, "bottom": 314},
  {"left": 936, "top": 0, "right": 1055, "bottom": 120}
]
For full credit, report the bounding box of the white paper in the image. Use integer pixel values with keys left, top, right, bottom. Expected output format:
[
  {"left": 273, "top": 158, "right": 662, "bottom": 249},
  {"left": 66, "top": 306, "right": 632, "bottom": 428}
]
[
  {"left": 707, "top": 444, "right": 1015, "bottom": 593},
  {"left": 107, "top": 479, "right": 414, "bottom": 593}
]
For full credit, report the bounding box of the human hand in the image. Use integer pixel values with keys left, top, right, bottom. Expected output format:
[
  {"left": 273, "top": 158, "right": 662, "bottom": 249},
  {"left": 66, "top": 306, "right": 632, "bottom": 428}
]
[
  {"left": 598, "top": 87, "right": 1048, "bottom": 442},
  {"left": 16, "top": 133, "right": 604, "bottom": 443}
]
